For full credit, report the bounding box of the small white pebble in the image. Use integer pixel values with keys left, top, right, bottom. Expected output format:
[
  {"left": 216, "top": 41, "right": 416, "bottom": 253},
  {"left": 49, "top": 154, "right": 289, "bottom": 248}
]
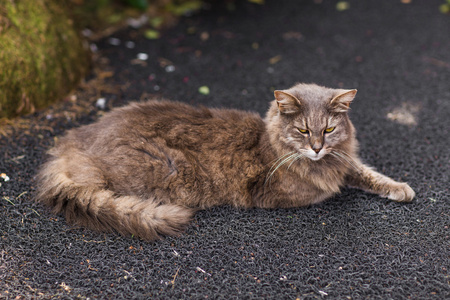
[
  {"left": 153, "top": 85, "right": 160, "bottom": 91},
  {"left": 90, "top": 44, "right": 98, "bottom": 52},
  {"left": 82, "top": 28, "right": 93, "bottom": 37},
  {"left": 127, "top": 15, "right": 148, "bottom": 29},
  {"left": 137, "top": 53, "right": 149, "bottom": 61},
  {"left": 108, "top": 37, "right": 121, "bottom": 46},
  {"left": 165, "top": 65, "right": 176, "bottom": 72},
  {"left": 125, "top": 41, "right": 135, "bottom": 49},
  {"left": 96, "top": 98, "right": 106, "bottom": 110}
]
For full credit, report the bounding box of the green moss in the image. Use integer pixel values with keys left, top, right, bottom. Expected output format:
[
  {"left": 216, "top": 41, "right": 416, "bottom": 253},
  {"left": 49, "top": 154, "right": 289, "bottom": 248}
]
[
  {"left": 0, "top": 0, "right": 207, "bottom": 118},
  {"left": 0, "top": 0, "right": 89, "bottom": 118}
]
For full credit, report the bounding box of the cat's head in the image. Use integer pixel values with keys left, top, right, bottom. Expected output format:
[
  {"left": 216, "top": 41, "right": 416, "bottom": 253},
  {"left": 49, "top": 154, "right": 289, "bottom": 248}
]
[{"left": 265, "top": 83, "right": 357, "bottom": 161}]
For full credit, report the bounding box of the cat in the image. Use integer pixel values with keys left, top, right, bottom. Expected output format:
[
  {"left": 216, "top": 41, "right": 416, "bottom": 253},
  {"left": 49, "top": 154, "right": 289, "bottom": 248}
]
[{"left": 36, "top": 83, "right": 415, "bottom": 240}]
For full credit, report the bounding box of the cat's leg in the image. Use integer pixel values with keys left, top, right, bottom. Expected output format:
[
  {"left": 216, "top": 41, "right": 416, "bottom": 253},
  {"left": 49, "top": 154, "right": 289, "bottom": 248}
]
[{"left": 345, "top": 163, "right": 415, "bottom": 202}]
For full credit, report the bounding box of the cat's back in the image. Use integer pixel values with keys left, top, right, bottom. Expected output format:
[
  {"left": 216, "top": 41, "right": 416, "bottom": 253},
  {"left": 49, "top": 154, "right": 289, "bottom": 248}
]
[
  {"left": 60, "top": 100, "right": 265, "bottom": 154},
  {"left": 58, "top": 100, "right": 269, "bottom": 206},
  {"left": 113, "top": 100, "right": 264, "bottom": 141},
  {"left": 91, "top": 100, "right": 214, "bottom": 133},
  {"left": 124, "top": 99, "right": 264, "bottom": 130}
]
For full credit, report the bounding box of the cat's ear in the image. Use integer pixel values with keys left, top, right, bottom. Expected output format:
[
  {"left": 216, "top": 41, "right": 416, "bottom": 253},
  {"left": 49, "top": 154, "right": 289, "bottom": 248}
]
[
  {"left": 329, "top": 89, "right": 357, "bottom": 112},
  {"left": 274, "top": 91, "right": 302, "bottom": 114}
]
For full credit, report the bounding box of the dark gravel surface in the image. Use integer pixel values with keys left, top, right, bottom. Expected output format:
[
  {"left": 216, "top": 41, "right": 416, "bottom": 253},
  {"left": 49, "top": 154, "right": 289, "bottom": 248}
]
[{"left": 1, "top": 0, "right": 449, "bottom": 298}]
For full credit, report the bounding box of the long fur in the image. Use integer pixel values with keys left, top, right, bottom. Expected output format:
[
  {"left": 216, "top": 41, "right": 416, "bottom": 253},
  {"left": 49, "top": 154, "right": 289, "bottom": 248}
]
[
  {"left": 35, "top": 83, "right": 414, "bottom": 240},
  {"left": 36, "top": 148, "right": 194, "bottom": 240}
]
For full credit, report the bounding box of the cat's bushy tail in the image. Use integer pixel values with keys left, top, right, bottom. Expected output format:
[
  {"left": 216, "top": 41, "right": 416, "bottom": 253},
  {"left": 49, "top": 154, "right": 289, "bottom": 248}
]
[{"left": 35, "top": 154, "right": 194, "bottom": 241}]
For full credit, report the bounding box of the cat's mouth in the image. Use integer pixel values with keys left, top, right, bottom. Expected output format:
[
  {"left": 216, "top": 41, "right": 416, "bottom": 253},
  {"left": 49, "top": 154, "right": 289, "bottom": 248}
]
[{"left": 304, "top": 149, "right": 328, "bottom": 161}]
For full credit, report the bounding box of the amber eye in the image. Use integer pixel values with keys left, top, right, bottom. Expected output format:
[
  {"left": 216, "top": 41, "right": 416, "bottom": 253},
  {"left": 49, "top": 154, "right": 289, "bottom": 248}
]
[
  {"left": 325, "top": 127, "right": 335, "bottom": 133},
  {"left": 298, "top": 128, "right": 309, "bottom": 134}
]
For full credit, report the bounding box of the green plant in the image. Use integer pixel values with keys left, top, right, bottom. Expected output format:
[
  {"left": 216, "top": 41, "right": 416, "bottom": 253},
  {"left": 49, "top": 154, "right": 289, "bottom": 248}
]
[{"left": 0, "top": 0, "right": 89, "bottom": 118}]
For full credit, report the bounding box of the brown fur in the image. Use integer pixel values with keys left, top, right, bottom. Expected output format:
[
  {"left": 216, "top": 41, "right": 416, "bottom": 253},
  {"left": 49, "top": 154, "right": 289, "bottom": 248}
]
[{"left": 35, "top": 83, "right": 415, "bottom": 240}]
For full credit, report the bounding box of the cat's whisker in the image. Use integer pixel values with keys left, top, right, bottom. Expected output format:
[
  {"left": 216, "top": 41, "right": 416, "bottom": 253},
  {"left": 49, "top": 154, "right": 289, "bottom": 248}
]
[
  {"left": 330, "top": 152, "right": 350, "bottom": 167},
  {"left": 267, "top": 151, "right": 296, "bottom": 173},
  {"left": 331, "top": 150, "right": 361, "bottom": 173},
  {"left": 329, "top": 153, "right": 358, "bottom": 181},
  {"left": 336, "top": 150, "right": 362, "bottom": 173},
  {"left": 287, "top": 153, "right": 304, "bottom": 170},
  {"left": 266, "top": 153, "right": 298, "bottom": 181},
  {"left": 266, "top": 151, "right": 297, "bottom": 177},
  {"left": 265, "top": 152, "right": 299, "bottom": 185},
  {"left": 265, "top": 152, "right": 295, "bottom": 184},
  {"left": 330, "top": 152, "right": 346, "bottom": 167}
]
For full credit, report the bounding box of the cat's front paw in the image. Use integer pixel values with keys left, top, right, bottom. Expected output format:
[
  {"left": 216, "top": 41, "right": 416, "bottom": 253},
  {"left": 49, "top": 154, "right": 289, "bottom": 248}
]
[{"left": 386, "top": 182, "right": 415, "bottom": 202}]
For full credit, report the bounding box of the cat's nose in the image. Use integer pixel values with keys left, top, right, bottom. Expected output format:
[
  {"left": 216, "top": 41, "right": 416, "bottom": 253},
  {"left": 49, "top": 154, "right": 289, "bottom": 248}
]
[{"left": 310, "top": 137, "right": 324, "bottom": 154}]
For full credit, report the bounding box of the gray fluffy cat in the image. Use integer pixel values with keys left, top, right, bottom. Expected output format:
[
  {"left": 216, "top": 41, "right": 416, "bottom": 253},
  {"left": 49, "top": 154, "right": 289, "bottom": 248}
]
[{"left": 36, "top": 83, "right": 415, "bottom": 240}]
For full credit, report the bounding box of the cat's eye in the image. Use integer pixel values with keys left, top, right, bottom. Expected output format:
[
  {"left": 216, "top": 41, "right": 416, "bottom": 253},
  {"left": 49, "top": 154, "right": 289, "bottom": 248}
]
[
  {"left": 298, "top": 128, "right": 309, "bottom": 134},
  {"left": 325, "top": 127, "right": 335, "bottom": 133}
]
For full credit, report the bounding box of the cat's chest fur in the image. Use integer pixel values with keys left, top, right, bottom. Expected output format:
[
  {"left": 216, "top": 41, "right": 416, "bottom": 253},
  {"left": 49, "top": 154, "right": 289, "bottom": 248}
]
[{"left": 254, "top": 155, "right": 348, "bottom": 208}]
